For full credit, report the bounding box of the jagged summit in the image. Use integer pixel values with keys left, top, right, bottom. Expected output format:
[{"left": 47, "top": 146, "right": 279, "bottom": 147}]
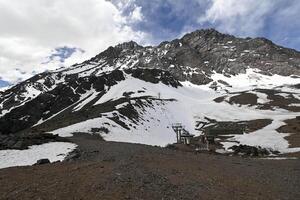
[
  {"left": 182, "top": 28, "right": 231, "bottom": 39},
  {"left": 115, "top": 41, "right": 142, "bottom": 50},
  {"left": 85, "top": 28, "right": 300, "bottom": 80}
]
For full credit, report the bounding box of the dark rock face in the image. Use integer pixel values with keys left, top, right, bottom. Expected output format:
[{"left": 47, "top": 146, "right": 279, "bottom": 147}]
[
  {"left": 0, "top": 73, "right": 55, "bottom": 116},
  {"left": 0, "top": 70, "right": 125, "bottom": 135},
  {"left": 79, "top": 28, "right": 299, "bottom": 86},
  {"left": 64, "top": 149, "right": 81, "bottom": 161},
  {"left": 90, "top": 127, "right": 109, "bottom": 134},
  {"left": 228, "top": 145, "right": 277, "bottom": 157},
  {"left": 180, "top": 29, "right": 300, "bottom": 76},
  {"left": 0, "top": 133, "right": 67, "bottom": 150},
  {"left": 125, "top": 68, "right": 181, "bottom": 87}
]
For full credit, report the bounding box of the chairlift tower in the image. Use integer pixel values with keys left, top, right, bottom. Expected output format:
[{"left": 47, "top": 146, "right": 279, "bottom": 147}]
[
  {"left": 172, "top": 123, "right": 194, "bottom": 144},
  {"left": 172, "top": 123, "right": 183, "bottom": 143}
]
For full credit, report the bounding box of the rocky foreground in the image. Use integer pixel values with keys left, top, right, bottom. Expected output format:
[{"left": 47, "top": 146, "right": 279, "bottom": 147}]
[{"left": 0, "top": 133, "right": 299, "bottom": 200}]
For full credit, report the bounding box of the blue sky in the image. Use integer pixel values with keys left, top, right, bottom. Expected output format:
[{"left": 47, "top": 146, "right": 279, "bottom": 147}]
[
  {"left": 0, "top": 0, "right": 299, "bottom": 86},
  {"left": 45, "top": 47, "right": 85, "bottom": 64},
  {"left": 0, "top": 79, "right": 10, "bottom": 88},
  {"left": 114, "top": 0, "right": 300, "bottom": 49}
]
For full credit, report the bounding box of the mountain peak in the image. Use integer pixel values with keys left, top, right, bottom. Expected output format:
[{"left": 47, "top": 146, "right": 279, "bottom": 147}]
[
  {"left": 196, "top": 28, "right": 222, "bottom": 34},
  {"left": 182, "top": 28, "right": 229, "bottom": 39},
  {"left": 115, "top": 41, "right": 142, "bottom": 50}
]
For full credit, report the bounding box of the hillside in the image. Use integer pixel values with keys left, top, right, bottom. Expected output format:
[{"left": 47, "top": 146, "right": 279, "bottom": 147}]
[{"left": 0, "top": 29, "right": 300, "bottom": 165}]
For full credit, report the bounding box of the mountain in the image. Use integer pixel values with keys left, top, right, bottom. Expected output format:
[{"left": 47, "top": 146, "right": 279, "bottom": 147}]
[{"left": 0, "top": 29, "right": 299, "bottom": 155}]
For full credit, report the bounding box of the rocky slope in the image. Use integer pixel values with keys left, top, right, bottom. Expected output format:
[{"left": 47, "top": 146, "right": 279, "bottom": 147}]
[{"left": 0, "top": 28, "right": 299, "bottom": 157}]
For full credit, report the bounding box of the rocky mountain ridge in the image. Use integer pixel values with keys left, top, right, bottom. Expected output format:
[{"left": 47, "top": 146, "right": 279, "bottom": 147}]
[{"left": 0, "top": 28, "right": 299, "bottom": 155}]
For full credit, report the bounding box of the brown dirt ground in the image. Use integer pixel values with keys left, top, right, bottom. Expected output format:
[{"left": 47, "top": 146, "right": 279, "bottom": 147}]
[
  {"left": 0, "top": 133, "right": 299, "bottom": 200},
  {"left": 243, "top": 119, "right": 273, "bottom": 133},
  {"left": 228, "top": 93, "right": 258, "bottom": 106},
  {"left": 277, "top": 117, "right": 300, "bottom": 148}
]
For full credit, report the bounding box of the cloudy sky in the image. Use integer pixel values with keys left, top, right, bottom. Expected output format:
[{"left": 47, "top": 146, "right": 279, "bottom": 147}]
[{"left": 0, "top": 0, "right": 299, "bottom": 86}]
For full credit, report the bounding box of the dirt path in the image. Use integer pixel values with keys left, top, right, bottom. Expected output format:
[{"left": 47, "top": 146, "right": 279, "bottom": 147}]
[{"left": 0, "top": 133, "right": 299, "bottom": 200}]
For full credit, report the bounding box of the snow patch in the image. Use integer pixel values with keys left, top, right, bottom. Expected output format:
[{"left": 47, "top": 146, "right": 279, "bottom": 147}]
[
  {"left": 0, "top": 142, "right": 77, "bottom": 169},
  {"left": 211, "top": 68, "right": 300, "bottom": 92},
  {"left": 73, "top": 89, "right": 98, "bottom": 112}
]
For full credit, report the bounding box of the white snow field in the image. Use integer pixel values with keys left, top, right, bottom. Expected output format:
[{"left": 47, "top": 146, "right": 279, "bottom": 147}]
[
  {"left": 210, "top": 68, "right": 300, "bottom": 92},
  {"left": 0, "top": 142, "right": 77, "bottom": 169},
  {"left": 51, "top": 71, "right": 300, "bottom": 154}
]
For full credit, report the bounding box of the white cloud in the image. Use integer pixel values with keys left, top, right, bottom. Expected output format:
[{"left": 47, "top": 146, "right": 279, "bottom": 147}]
[
  {"left": 1, "top": 0, "right": 299, "bottom": 85},
  {"left": 130, "top": 6, "right": 143, "bottom": 22},
  {"left": 199, "top": 0, "right": 274, "bottom": 36},
  {"left": 0, "top": 0, "right": 147, "bottom": 83}
]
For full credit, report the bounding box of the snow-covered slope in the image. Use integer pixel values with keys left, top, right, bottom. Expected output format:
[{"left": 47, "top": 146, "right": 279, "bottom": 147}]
[
  {"left": 0, "top": 28, "right": 299, "bottom": 158},
  {"left": 49, "top": 73, "right": 300, "bottom": 153}
]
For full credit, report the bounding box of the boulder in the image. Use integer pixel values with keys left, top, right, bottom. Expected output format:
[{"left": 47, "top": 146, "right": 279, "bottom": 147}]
[
  {"left": 229, "top": 144, "right": 271, "bottom": 157},
  {"left": 34, "top": 159, "right": 50, "bottom": 165}
]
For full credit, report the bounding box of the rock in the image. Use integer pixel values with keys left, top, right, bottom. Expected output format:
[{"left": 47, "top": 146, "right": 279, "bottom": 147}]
[
  {"left": 165, "top": 144, "right": 178, "bottom": 150},
  {"left": 11, "top": 141, "right": 24, "bottom": 149},
  {"left": 65, "top": 149, "right": 81, "bottom": 161},
  {"left": 217, "top": 80, "right": 231, "bottom": 87},
  {"left": 229, "top": 145, "right": 271, "bottom": 157},
  {"left": 90, "top": 127, "right": 109, "bottom": 134},
  {"left": 0, "top": 133, "right": 68, "bottom": 150},
  {"left": 34, "top": 159, "right": 50, "bottom": 165}
]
